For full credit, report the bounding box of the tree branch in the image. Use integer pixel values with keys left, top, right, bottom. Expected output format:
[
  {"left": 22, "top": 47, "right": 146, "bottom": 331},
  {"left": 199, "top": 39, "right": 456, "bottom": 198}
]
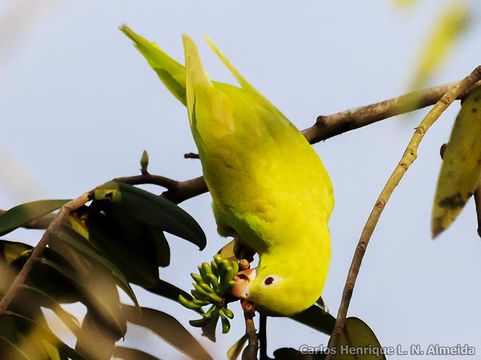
[
  {"left": 0, "top": 192, "right": 91, "bottom": 315},
  {"left": 302, "top": 80, "right": 481, "bottom": 143},
  {"left": 325, "top": 66, "right": 481, "bottom": 358},
  {"left": 113, "top": 174, "right": 207, "bottom": 204}
]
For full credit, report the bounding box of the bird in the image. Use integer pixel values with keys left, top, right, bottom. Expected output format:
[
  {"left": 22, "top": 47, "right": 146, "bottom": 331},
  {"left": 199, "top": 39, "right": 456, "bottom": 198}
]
[{"left": 121, "top": 26, "right": 334, "bottom": 316}]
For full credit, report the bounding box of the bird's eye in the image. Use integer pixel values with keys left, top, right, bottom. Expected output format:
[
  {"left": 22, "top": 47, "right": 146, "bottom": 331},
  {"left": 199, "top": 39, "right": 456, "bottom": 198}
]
[{"left": 262, "top": 276, "right": 279, "bottom": 287}]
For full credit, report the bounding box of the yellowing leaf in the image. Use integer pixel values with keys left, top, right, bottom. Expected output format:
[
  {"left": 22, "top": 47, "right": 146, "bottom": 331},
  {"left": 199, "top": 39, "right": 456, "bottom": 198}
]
[
  {"left": 410, "top": 2, "right": 469, "bottom": 89},
  {"left": 432, "top": 86, "right": 481, "bottom": 237}
]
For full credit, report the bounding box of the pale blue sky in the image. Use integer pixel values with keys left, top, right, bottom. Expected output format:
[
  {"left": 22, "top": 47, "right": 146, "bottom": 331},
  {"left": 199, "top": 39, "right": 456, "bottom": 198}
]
[{"left": 1, "top": 0, "right": 481, "bottom": 359}]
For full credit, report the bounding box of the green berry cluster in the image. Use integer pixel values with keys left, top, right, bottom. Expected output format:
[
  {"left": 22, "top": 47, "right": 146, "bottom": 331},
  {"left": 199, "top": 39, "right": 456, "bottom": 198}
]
[{"left": 179, "top": 254, "right": 239, "bottom": 333}]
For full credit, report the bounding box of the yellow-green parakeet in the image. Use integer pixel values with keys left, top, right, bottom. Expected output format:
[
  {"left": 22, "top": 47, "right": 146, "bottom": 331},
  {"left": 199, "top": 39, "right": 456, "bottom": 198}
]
[{"left": 121, "top": 26, "right": 334, "bottom": 316}]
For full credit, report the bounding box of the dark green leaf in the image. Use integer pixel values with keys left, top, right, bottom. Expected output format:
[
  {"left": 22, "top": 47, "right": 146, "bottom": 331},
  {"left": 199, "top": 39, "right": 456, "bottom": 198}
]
[
  {"left": 336, "top": 317, "right": 385, "bottom": 360},
  {"left": 291, "top": 303, "right": 336, "bottom": 336},
  {"left": 95, "top": 182, "right": 206, "bottom": 249},
  {"left": 149, "top": 227, "right": 170, "bottom": 267},
  {"left": 0, "top": 200, "right": 69, "bottom": 236},
  {"left": 145, "top": 279, "right": 192, "bottom": 302},
  {"left": 113, "top": 346, "right": 160, "bottom": 360},
  {"left": 83, "top": 207, "right": 191, "bottom": 301},
  {"left": 122, "top": 305, "right": 212, "bottom": 360},
  {"left": 85, "top": 205, "right": 161, "bottom": 289}
]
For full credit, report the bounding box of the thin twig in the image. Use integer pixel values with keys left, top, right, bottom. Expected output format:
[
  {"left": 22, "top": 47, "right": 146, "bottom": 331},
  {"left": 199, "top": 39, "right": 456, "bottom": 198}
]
[
  {"left": 303, "top": 80, "right": 481, "bottom": 143},
  {"left": 113, "top": 174, "right": 207, "bottom": 204},
  {"left": 326, "top": 66, "right": 481, "bottom": 358},
  {"left": 259, "top": 315, "right": 267, "bottom": 360},
  {"left": 0, "top": 192, "right": 91, "bottom": 315},
  {"left": 242, "top": 301, "right": 258, "bottom": 360}
]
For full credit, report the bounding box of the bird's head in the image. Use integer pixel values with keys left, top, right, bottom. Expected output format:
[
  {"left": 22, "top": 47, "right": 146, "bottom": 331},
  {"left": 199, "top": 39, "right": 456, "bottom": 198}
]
[{"left": 231, "top": 249, "right": 329, "bottom": 316}]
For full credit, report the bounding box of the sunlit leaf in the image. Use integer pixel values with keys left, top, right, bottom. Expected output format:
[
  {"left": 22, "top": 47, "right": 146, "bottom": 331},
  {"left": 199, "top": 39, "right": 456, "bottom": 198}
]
[
  {"left": 0, "top": 240, "right": 32, "bottom": 265},
  {"left": 217, "top": 240, "right": 236, "bottom": 261},
  {"left": 227, "top": 334, "right": 247, "bottom": 360},
  {"left": 122, "top": 305, "right": 212, "bottom": 360},
  {"left": 0, "top": 200, "right": 68, "bottom": 236},
  {"left": 1, "top": 311, "right": 86, "bottom": 360},
  {"left": 432, "top": 86, "right": 481, "bottom": 237}
]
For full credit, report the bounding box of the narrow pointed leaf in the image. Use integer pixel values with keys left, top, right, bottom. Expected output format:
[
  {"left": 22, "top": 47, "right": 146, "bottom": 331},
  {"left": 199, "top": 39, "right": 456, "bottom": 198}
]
[{"left": 0, "top": 200, "right": 69, "bottom": 236}]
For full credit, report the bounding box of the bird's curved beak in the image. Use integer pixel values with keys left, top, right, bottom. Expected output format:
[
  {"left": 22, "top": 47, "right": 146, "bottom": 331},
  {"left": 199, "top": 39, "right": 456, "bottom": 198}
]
[{"left": 231, "top": 268, "right": 256, "bottom": 299}]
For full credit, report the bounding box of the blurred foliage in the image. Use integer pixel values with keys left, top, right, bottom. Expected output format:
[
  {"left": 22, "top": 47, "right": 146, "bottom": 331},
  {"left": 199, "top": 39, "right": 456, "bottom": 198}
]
[
  {"left": 394, "top": 0, "right": 472, "bottom": 90},
  {"left": 410, "top": 1, "right": 470, "bottom": 90}
]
